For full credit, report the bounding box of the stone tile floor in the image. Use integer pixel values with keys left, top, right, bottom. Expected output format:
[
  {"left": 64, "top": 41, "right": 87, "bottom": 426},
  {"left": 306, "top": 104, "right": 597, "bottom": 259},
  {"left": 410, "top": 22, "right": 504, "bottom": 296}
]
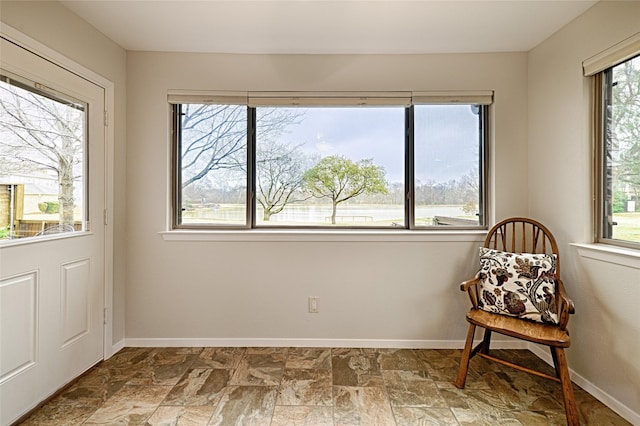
[{"left": 18, "top": 347, "right": 630, "bottom": 425}]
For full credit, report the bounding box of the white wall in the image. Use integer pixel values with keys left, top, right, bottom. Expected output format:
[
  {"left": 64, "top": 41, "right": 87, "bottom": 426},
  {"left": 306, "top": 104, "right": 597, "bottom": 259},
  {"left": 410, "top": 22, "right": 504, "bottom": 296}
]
[
  {"left": 528, "top": 1, "right": 640, "bottom": 419},
  {"left": 125, "top": 51, "right": 528, "bottom": 344},
  {"left": 0, "top": 1, "right": 128, "bottom": 347}
]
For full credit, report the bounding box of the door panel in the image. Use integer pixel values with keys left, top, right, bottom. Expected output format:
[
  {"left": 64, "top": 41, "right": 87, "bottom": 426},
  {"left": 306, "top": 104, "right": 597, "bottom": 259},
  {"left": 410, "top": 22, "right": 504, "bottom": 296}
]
[
  {"left": 62, "top": 258, "right": 91, "bottom": 346},
  {"left": 0, "top": 272, "right": 37, "bottom": 382},
  {"left": 0, "top": 38, "right": 105, "bottom": 425}
]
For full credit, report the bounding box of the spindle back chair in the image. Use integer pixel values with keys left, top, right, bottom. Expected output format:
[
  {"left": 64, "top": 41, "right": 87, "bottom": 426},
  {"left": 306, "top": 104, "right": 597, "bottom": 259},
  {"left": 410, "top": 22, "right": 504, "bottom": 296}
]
[{"left": 455, "top": 217, "right": 578, "bottom": 425}]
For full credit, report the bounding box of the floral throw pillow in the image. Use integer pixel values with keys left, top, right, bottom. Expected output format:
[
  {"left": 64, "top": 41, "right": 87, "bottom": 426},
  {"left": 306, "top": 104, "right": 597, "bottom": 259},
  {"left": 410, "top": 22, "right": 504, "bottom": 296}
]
[{"left": 477, "top": 248, "right": 559, "bottom": 324}]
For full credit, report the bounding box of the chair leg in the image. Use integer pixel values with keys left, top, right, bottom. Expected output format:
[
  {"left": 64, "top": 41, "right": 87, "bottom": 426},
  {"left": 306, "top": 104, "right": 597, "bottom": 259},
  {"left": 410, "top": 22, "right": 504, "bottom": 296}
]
[
  {"left": 480, "top": 329, "right": 492, "bottom": 354},
  {"left": 550, "top": 347, "right": 560, "bottom": 378},
  {"left": 455, "top": 323, "right": 476, "bottom": 389},
  {"left": 552, "top": 347, "right": 579, "bottom": 426}
]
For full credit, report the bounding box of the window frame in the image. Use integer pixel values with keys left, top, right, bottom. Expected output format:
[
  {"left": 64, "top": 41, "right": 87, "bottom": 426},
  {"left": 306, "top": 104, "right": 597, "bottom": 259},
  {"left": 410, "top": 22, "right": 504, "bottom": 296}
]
[
  {"left": 584, "top": 33, "right": 640, "bottom": 249},
  {"left": 595, "top": 54, "right": 640, "bottom": 249},
  {"left": 170, "top": 92, "right": 491, "bottom": 232}
]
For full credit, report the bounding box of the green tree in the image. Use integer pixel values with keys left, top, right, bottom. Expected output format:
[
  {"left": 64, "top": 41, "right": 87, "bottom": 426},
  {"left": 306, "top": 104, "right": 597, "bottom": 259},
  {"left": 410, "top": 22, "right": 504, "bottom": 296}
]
[
  {"left": 304, "top": 155, "right": 388, "bottom": 224},
  {"left": 613, "top": 190, "right": 628, "bottom": 213}
]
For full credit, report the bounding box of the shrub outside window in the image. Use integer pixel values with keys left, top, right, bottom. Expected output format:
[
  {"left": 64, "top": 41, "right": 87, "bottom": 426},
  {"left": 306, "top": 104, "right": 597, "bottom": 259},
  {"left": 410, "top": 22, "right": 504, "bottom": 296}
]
[{"left": 172, "top": 92, "right": 489, "bottom": 230}]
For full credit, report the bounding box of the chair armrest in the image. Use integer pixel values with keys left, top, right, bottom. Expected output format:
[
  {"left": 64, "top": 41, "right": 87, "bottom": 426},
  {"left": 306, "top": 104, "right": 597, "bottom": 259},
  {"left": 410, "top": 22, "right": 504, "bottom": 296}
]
[
  {"left": 460, "top": 274, "right": 482, "bottom": 291},
  {"left": 555, "top": 278, "right": 575, "bottom": 329},
  {"left": 460, "top": 273, "right": 483, "bottom": 309}
]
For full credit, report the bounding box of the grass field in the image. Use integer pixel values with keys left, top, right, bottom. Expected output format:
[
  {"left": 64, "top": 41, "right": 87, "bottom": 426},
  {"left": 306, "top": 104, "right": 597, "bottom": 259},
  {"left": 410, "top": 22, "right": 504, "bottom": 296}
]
[
  {"left": 181, "top": 205, "right": 640, "bottom": 243},
  {"left": 181, "top": 203, "right": 474, "bottom": 227},
  {"left": 612, "top": 212, "right": 640, "bottom": 243}
]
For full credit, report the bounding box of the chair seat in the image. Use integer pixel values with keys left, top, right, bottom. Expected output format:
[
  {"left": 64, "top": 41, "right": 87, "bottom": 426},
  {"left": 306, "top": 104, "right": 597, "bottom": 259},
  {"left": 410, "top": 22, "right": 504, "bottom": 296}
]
[{"left": 466, "top": 309, "right": 571, "bottom": 348}]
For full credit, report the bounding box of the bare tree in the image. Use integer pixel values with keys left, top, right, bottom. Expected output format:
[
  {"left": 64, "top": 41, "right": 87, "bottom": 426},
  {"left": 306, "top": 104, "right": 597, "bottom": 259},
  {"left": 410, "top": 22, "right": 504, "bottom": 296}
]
[
  {"left": 460, "top": 168, "right": 480, "bottom": 214},
  {"left": 256, "top": 142, "right": 313, "bottom": 221},
  {"left": 181, "top": 104, "right": 246, "bottom": 188},
  {"left": 180, "top": 104, "right": 303, "bottom": 189},
  {"left": 611, "top": 57, "right": 640, "bottom": 206},
  {"left": 0, "top": 80, "right": 84, "bottom": 227}
]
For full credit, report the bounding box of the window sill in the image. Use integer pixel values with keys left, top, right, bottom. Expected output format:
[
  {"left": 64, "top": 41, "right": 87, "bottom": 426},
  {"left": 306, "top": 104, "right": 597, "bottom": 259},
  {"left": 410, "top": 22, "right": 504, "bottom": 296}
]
[
  {"left": 571, "top": 243, "right": 640, "bottom": 269},
  {"left": 160, "top": 229, "right": 487, "bottom": 243},
  {"left": 0, "top": 231, "right": 92, "bottom": 248}
]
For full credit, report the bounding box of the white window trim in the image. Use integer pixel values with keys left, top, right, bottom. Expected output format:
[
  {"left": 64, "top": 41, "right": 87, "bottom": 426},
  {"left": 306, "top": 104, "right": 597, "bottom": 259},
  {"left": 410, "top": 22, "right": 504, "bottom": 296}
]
[
  {"left": 571, "top": 243, "right": 640, "bottom": 270},
  {"left": 168, "top": 90, "right": 494, "bottom": 106},
  {"left": 161, "top": 229, "right": 487, "bottom": 243},
  {"left": 583, "top": 32, "right": 640, "bottom": 76}
]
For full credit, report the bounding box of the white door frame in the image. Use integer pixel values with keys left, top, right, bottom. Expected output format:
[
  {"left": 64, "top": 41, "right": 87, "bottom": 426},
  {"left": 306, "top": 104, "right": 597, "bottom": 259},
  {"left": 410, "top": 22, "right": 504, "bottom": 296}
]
[{"left": 1, "top": 23, "right": 117, "bottom": 358}]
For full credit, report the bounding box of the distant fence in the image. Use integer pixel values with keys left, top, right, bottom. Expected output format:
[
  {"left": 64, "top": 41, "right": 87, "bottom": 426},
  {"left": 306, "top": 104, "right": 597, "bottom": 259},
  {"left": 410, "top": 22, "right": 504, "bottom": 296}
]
[
  {"left": 325, "top": 215, "right": 373, "bottom": 223},
  {"left": 12, "top": 220, "right": 82, "bottom": 238}
]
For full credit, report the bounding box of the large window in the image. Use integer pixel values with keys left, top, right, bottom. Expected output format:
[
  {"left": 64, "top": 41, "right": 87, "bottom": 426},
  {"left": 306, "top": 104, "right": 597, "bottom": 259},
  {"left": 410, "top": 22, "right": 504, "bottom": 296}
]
[
  {"left": 172, "top": 93, "right": 489, "bottom": 230},
  {"left": 599, "top": 55, "right": 640, "bottom": 246}
]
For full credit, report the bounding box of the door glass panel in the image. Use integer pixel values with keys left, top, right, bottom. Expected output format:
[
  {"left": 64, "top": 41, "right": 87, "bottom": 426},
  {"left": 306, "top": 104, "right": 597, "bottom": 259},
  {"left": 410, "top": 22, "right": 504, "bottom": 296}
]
[{"left": 0, "top": 75, "right": 87, "bottom": 240}]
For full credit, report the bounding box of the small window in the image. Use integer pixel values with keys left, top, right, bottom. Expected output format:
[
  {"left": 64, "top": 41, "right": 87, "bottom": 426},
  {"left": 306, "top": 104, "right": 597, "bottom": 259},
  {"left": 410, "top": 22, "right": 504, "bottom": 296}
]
[
  {"left": 175, "top": 103, "right": 248, "bottom": 227},
  {"left": 0, "top": 74, "right": 87, "bottom": 240},
  {"left": 414, "top": 104, "right": 485, "bottom": 227},
  {"left": 599, "top": 55, "right": 640, "bottom": 246},
  {"left": 172, "top": 93, "right": 490, "bottom": 231}
]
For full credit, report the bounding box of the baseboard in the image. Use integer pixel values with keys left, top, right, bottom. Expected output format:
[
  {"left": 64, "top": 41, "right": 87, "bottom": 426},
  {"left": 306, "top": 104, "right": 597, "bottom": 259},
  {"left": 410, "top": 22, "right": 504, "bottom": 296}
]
[
  {"left": 106, "top": 338, "right": 125, "bottom": 359},
  {"left": 123, "top": 337, "right": 529, "bottom": 349},
  {"left": 528, "top": 344, "right": 639, "bottom": 425}
]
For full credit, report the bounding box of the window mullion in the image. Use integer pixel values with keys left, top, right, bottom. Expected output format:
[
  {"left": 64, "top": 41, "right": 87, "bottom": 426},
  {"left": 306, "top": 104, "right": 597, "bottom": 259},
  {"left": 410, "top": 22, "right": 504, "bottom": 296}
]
[
  {"left": 248, "top": 107, "right": 256, "bottom": 229},
  {"left": 172, "top": 104, "right": 183, "bottom": 228},
  {"left": 406, "top": 106, "right": 415, "bottom": 229},
  {"left": 602, "top": 69, "right": 616, "bottom": 240},
  {"left": 478, "top": 105, "right": 487, "bottom": 228}
]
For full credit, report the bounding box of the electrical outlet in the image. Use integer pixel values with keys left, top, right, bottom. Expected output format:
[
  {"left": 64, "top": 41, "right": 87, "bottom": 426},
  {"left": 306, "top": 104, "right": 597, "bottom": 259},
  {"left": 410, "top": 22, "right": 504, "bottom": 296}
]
[{"left": 308, "top": 296, "right": 319, "bottom": 313}]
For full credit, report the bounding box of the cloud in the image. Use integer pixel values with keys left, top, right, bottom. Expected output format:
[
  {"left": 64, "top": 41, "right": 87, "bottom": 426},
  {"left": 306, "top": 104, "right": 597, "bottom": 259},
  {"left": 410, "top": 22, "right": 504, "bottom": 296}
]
[{"left": 315, "top": 132, "right": 333, "bottom": 153}]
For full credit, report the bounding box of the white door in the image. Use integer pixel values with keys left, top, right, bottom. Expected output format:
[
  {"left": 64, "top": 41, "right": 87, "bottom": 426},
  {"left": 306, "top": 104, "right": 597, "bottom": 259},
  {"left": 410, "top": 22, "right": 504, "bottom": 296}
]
[{"left": 0, "top": 38, "right": 105, "bottom": 425}]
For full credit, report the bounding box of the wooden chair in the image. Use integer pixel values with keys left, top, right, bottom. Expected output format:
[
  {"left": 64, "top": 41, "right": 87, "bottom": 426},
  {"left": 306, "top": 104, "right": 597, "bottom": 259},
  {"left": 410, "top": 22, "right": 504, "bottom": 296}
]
[{"left": 455, "top": 217, "right": 578, "bottom": 425}]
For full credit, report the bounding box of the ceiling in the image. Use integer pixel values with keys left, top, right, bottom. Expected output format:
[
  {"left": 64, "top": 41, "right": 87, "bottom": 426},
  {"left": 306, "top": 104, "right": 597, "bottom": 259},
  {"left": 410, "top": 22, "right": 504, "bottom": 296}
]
[{"left": 60, "top": 0, "right": 598, "bottom": 55}]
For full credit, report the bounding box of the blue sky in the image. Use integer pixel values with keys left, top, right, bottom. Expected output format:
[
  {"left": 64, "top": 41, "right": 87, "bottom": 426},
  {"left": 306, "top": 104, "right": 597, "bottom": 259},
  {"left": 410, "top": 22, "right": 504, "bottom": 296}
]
[{"left": 264, "top": 105, "right": 479, "bottom": 184}]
